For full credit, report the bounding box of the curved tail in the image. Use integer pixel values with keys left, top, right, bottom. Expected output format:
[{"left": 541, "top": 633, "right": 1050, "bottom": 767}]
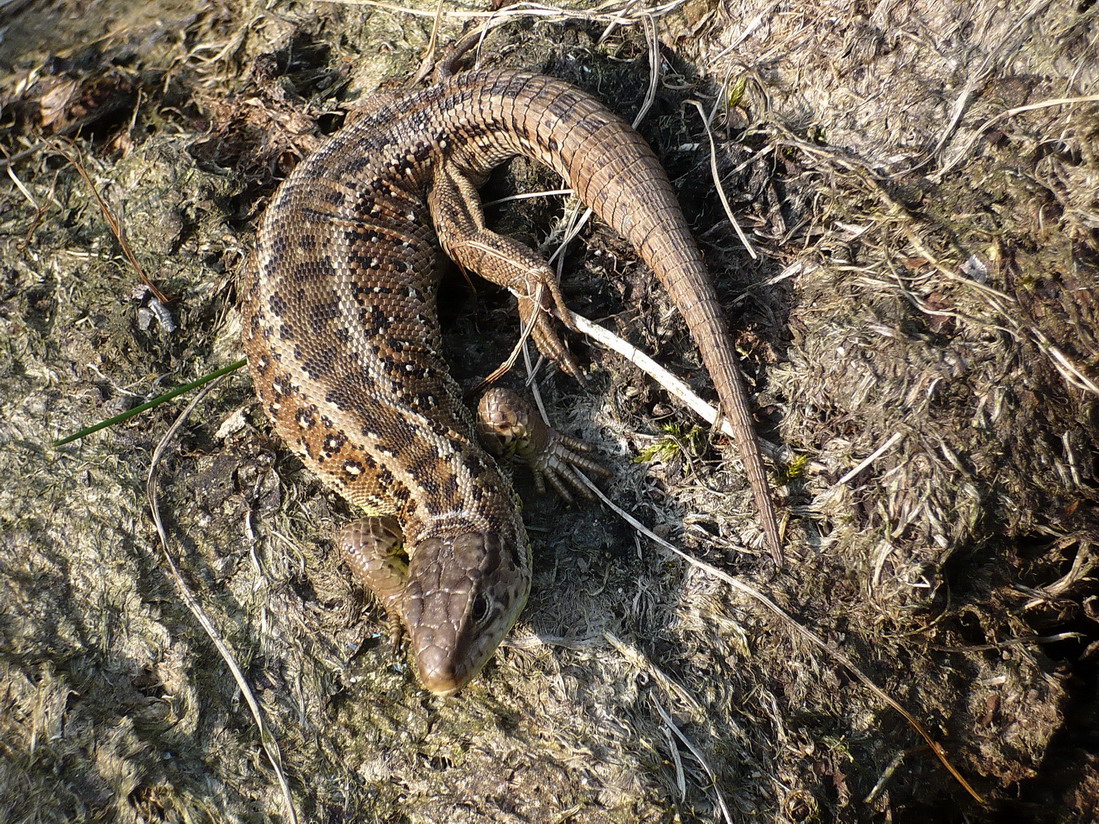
[{"left": 463, "top": 70, "right": 783, "bottom": 562}]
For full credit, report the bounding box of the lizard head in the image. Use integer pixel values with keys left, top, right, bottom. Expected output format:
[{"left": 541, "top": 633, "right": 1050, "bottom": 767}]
[{"left": 404, "top": 528, "right": 530, "bottom": 697}]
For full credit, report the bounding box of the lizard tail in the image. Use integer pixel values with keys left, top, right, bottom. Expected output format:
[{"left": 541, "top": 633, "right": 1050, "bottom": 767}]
[{"left": 499, "top": 71, "right": 784, "bottom": 563}]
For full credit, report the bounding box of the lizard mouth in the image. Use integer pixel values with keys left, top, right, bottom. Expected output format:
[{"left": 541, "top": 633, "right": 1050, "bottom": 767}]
[{"left": 415, "top": 646, "right": 478, "bottom": 697}]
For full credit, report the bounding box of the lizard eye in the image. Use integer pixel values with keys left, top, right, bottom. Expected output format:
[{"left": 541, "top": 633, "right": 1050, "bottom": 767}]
[{"left": 471, "top": 593, "right": 491, "bottom": 625}]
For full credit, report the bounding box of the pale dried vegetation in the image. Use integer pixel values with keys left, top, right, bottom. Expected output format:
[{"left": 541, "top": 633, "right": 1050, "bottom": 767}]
[{"left": 0, "top": 0, "right": 1096, "bottom": 822}]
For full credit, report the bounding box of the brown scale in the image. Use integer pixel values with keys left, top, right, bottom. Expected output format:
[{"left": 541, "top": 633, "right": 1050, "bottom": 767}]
[{"left": 241, "top": 67, "right": 781, "bottom": 697}]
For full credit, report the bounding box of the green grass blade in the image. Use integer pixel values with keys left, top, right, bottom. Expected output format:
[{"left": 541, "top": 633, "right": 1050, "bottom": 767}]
[{"left": 53, "top": 358, "right": 248, "bottom": 447}]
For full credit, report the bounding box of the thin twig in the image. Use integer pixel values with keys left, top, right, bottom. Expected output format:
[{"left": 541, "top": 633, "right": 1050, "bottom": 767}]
[
  {"left": 835, "top": 432, "right": 903, "bottom": 486},
  {"left": 688, "top": 100, "right": 757, "bottom": 260},
  {"left": 64, "top": 142, "right": 169, "bottom": 304},
  {"left": 569, "top": 310, "right": 808, "bottom": 467},
  {"left": 322, "top": 0, "right": 691, "bottom": 24},
  {"left": 468, "top": 282, "right": 545, "bottom": 397},
  {"left": 420, "top": 0, "right": 448, "bottom": 78},
  {"left": 932, "top": 92, "right": 1097, "bottom": 181},
  {"left": 482, "top": 188, "right": 574, "bottom": 207},
  {"left": 520, "top": 338, "right": 551, "bottom": 425},
  {"left": 652, "top": 697, "right": 735, "bottom": 824},
  {"left": 6, "top": 163, "right": 39, "bottom": 208},
  {"left": 147, "top": 380, "right": 299, "bottom": 824}
]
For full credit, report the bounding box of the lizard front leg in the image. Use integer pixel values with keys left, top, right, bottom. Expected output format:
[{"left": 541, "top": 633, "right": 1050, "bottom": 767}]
[
  {"left": 427, "top": 164, "right": 583, "bottom": 380},
  {"left": 339, "top": 517, "right": 407, "bottom": 647},
  {"left": 477, "top": 387, "right": 610, "bottom": 503}
]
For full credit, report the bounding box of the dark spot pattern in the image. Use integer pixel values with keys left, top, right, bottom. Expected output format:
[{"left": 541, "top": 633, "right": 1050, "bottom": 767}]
[
  {"left": 292, "top": 257, "right": 336, "bottom": 284},
  {"left": 322, "top": 432, "right": 347, "bottom": 455},
  {"left": 300, "top": 353, "right": 333, "bottom": 380},
  {"left": 296, "top": 405, "right": 317, "bottom": 429},
  {"left": 308, "top": 300, "right": 341, "bottom": 334},
  {"left": 269, "top": 292, "right": 288, "bottom": 317}
]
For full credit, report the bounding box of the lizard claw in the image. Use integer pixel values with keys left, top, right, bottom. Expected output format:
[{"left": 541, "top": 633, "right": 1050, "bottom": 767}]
[
  {"left": 528, "top": 429, "right": 611, "bottom": 502},
  {"left": 517, "top": 279, "right": 584, "bottom": 381},
  {"left": 477, "top": 387, "right": 610, "bottom": 502}
]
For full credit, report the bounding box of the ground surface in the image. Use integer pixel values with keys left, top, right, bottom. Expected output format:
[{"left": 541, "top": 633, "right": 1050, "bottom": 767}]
[{"left": 1, "top": 0, "right": 1097, "bottom": 822}]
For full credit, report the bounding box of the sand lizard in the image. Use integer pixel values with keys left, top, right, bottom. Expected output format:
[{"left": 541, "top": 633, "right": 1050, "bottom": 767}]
[{"left": 241, "top": 66, "right": 781, "bottom": 697}]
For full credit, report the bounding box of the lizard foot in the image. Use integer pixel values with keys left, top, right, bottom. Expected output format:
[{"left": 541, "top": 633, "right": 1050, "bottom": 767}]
[
  {"left": 514, "top": 266, "right": 585, "bottom": 382},
  {"left": 477, "top": 387, "right": 610, "bottom": 502}
]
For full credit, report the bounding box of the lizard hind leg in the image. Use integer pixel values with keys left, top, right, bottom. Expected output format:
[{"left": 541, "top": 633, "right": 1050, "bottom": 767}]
[
  {"left": 427, "top": 164, "right": 584, "bottom": 380},
  {"left": 339, "top": 516, "right": 408, "bottom": 650}
]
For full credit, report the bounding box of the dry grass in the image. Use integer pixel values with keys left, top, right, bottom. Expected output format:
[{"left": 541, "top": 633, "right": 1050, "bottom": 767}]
[{"left": 1, "top": 0, "right": 1096, "bottom": 821}]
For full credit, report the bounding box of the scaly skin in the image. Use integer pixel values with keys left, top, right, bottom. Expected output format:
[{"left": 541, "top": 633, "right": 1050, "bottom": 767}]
[{"left": 241, "top": 68, "right": 781, "bottom": 696}]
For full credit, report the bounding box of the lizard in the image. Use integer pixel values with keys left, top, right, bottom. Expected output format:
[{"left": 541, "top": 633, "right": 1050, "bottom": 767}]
[{"left": 240, "top": 61, "right": 782, "bottom": 697}]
